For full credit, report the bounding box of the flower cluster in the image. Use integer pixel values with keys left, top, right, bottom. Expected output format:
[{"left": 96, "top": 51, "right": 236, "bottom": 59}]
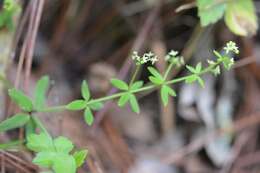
[
  {"left": 132, "top": 51, "right": 158, "bottom": 65},
  {"left": 165, "top": 50, "right": 184, "bottom": 67},
  {"left": 224, "top": 41, "right": 239, "bottom": 54}
]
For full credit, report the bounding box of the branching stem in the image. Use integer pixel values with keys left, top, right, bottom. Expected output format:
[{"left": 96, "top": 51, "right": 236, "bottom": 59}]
[{"left": 38, "top": 62, "right": 219, "bottom": 113}]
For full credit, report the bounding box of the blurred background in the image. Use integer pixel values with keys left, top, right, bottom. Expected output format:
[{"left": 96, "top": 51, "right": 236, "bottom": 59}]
[{"left": 1, "top": 0, "right": 260, "bottom": 172}]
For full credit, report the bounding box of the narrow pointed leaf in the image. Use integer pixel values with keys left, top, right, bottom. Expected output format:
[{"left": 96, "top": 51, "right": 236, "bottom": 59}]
[
  {"left": 130, "top": 81, "right": 143, "bottom": 90},
  {"left": 213, "top": 50, "right": 222, "bottom": 59},
  {"left": 129, "top": 94, "right": 140, "bottom": 114},
  {"left": 25, "top": 118, "right": 36, "bottom": 138},
  {"left": 81, "top": 80, "right": 90, "bottom": 101},
  {"left": 186, "top": 65, "right": 197, "bottom": 74},
  {"left": 118, "top": 93, "right": 130, "bottom": 107},
  {"left": 160, "top": 85, "right": 169, "bottom": 106},
  {"left": 0, "top": 113, "right": 30, "bottom": 132},
  {"left": 66, "top": 100, "right": 86, "bottom": 110},
  {"left": 34, "top": 76, "right": 50, "bottom": 110},
  {"left": 73, "top": 150, "right": 88, "bottom": 168},
  {"left": 149, "top": 76, "right": 163, "bottom": 85},
  {"left": 195, "top": 62, "right": 202, "bottom": 73},
  {"left": 167, "top": 86, "right": 177, "bottom": 97},
  {"left": 185, "top": 75, "right": 198, "bottom": 84},
  {"left": 8, "top": 88, "right": 33, "bottom": 112},
  {"left": 0, "top": 140, "right": 24, "bottom": 150},
  {"left": 110, "top": 79, "right": 129, "bottom": 90},
  {"left": 84, "top": 107, "right": 94, "bottom": 126},
  {"left": 147, "top": 67, "right": 163, "bottom": 80},
  {"left": 212, "top": 66, "right": 220, "bottom": 76},
  {"left": 197, "top": 77, "right": 205, "bottom": 88},
  {"left": 88, "top": 102, "right": 103, "bottom": 110}
]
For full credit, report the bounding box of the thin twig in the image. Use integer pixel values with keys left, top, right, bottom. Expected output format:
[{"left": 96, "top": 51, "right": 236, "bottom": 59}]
[
  {"left": 25, "top": 0, "right": 45, "bottom": 92},
  {"left": 162, "top": 112, "right": 260, "bottom": 164},
  {"left": 175, "top": 2, "right": 196, "bottom": 13},
  {"left": 14, "top": 0, "right": 36, "bottom": 89}
]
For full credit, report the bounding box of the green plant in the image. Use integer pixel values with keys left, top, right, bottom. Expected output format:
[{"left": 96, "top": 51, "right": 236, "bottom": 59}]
[
  {"left": 0, "top": 41, "right": 239, "bottom": 173},
  {"left": 196, "top": 0, "right": 258, "bottom": 36},
  {"left": 0, "top": 0, "right": 21, "bottom": 30}
]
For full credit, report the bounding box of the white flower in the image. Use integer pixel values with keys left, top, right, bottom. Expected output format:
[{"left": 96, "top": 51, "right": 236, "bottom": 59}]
[
  {"left": 150, "top": 56, "right": 158, "bottom": 64},
  {"left": 165, "top": 50, "right": 179, "bottom": 61},
  {"left": 207, "top": 60, "right": 216, "bottom": 65},
  {"left": 169, "top": 50, "right": 179, "bottom": 57},
  {"left": 224, "top": 41, "right": 239, "bottom": 54},
  {"left": 141, "top": 54, "right": 150, "bottom": 64},
  {"left": 132, "top": 51, "right": 158, "bottom": 65},
  {"left": 132, "top": 51, "right": 139, "bottom": 60},
  {"left": 145, "top": 52, "right": 154, "bottom": 58}
]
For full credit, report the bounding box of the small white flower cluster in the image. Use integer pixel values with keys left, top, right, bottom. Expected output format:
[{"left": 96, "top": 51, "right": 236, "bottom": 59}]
[
  {"left": 224, "top": 41, "right": 239, "bottom": 54},
  {"left": 165, "top": 50, "right": 184, "bottom": 67},
  {"left": 165, "top": 50, "right": 179, "bottom": 61},
  {"left": 132, "top": 51, "right": 158, "bottom": 65}
]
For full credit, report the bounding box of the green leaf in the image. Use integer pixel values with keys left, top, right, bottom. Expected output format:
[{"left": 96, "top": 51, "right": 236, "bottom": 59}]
[
  {"left": 185, "top": 75, "right": 198, "bottom": 84},
  {"left": 161, "top": 85, "right": 169, "bottom": 106},
  {"left": 84, "top": 107, "right": 94, "bottom": 126},
  {"left": 129, "top": 94, "right": 140, "bottom": 114},
  {"left": 34, "top": 76, "right": 50, "bottom": 110},
  {"left": 0, "top": 113, "right": 30, "bottom": 132},
  {"left": 8, "top": 88, "right": 33, "bottom": 112},
  {"left": 0, "top": 0, "right": 20, "bottom": 30},
  {"left": 222, "top": 56, "right": 234, "bottom": 70},
  {"left": 197, "top": 77, "right": 205, "bottom": 88},
  {"left": 167, "top": 86, "right": 177, "bottom": 97},
  {"left": 66, "top": 100, "right": 87, "bottom": 110},
  {"left": 26, "top": 133, "right": 54, "bottom": 152},
  {"left": 25, "top": 118, "right": 36, "bottom": 137},
  {"left": 118, "top": 93, "right": 130, "bottom": 107},
  {"left": 88, "top": 102, "right": 103, "bottom": 111},
  {"left": 110, "top": 79, "right": 129, "bottom": 91},
  {"left": 73, "top": 150, "right": 88, "bottom": 168},
  {"left": 0, "top": 140, "right": 24, "bottom": 150},
  {"left": 81, "top": 80, "right": 90, "bottom": 101},
  {"left": 160, "top": 85, "right": 176, "bottom": 106},
  {"left": 33, "top": 151, "right": 56, "bottom": 168},
  {"left": 195, "top": 62, "right": 202, "bottom": 73},
  {"left": 130, "top": 81, "right": 143, "bottom": 90},
  {"left": 213, "top": 50, "right": 222, "bottom": 59},
  {"left": 211, "top": 65, "right": 221, "bottom": 76},
  {"left": 147, "top": 67, "right": 163, "bottom": 80},
  {"left": 53, "top": 154, "right": 76, "bottom": 173},
  {"left": 54, "top": 137, "right": 74, "bottom": 154},
  {"left": 149, "top": 76, "right": 163, "bottom": 85},
  {"left": 197, "top": 0, "right": 226, "bottom": 26},
  {"left": 224, "top": 0, "right": 258, "bottom": 36},
  {"left": 186, "top": 65, "right": 197, "bottom": 74},
  {"left": 185, "top": 75, "right": 205, "bottom": 87}
]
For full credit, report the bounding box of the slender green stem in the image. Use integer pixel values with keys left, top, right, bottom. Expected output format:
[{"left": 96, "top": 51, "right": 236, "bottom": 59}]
[
  {"left": 87, "top": 85, "right": 156, "bottom": 105},
  {"left": 38, "top": 61, "right": 220, "bottom": 113},
  {"left": 163, "top": 62, "right": 175, "bottom": 80},
  {"left": 0, "top": 140, "right": 25, "bottom": 150},
  {"left": 130, "top": 65, "right": 141, "bottom": 86},
  {"left": 38, "top": 105, "right": 67, "bottom": 113},
  {"left": 31, "top": 115, "right": 51, "bottom": 138}
]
